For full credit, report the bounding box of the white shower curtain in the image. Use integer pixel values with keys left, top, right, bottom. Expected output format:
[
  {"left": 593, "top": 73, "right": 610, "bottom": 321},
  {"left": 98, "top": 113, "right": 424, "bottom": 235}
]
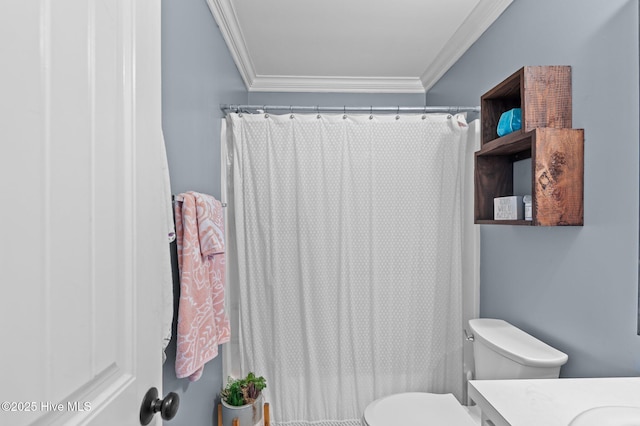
[{"left": 221, "top": 112, "right": 479, "bottom": 426}]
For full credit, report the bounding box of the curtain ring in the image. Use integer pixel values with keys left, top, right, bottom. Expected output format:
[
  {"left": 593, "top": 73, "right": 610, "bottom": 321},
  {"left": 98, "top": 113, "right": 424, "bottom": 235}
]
[
  {"left": 264, "top": 105, "right": 269, "bottom": 119},
  {"left": 343, "top": 106, "right": 347, "bottom": 120},
  {"left": 369, "top": 106, "right": 373, "bottom": 120},
  {"left": 290, "top": 106, "right": 294, "bottom": 119},
  {"left": 422, "top": 105, "right": 427, "bottom": 120},
  {"left": 396, "top": 106, "right": 400, "bottom": 120},
  {"left": 316, "top": 105, "right": 321, "bottom": 119}
]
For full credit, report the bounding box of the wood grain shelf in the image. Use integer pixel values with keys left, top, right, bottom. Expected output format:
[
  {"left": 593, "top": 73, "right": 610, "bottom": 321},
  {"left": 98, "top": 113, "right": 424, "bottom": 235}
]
[
  {"left": 481, "top": 66, "right": 572, "bottom": 146},
  {"left": 474, "top": 66, "right": 584, "bottom": 226}
]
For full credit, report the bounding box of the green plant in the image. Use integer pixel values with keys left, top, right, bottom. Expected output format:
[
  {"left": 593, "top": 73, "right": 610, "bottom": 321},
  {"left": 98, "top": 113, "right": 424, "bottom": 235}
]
[{"left": 221, "top": 372, "right": 267, "bottom": 407}]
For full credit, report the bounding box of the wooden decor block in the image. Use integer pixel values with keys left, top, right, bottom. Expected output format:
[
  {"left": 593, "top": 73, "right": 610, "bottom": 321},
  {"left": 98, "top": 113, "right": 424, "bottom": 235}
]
[
  {"left": 481, "top": 66, "right": 572, "bottom": 145},
  {"left": 532, "top": 128, "right": 584, "bottom": 226}
]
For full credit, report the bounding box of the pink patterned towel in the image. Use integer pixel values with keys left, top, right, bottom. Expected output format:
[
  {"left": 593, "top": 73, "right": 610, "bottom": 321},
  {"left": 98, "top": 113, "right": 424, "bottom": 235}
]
[{"left": 174, "top": 191, "right": 230, "bottom": 381}]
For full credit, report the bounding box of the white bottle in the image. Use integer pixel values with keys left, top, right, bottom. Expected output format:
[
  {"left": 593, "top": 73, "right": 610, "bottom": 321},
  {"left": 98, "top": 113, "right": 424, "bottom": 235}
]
[{"left": 523, "top": 195, "right": 532, "bottom": 221}]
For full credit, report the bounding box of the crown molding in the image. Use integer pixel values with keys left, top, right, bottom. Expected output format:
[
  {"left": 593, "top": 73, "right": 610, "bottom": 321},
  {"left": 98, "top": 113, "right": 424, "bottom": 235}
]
[
  {"left": 420, "top": 0, "right": 513, "bottom": 91},
  {"left": 206, "top": 0, "right": 256, "bottom": 90},
  {"left": 249, "top": 75, "right": 426, "bottom": 94},
  {"left": 207, "top": 0, "right": 512, "bottom": 94}
]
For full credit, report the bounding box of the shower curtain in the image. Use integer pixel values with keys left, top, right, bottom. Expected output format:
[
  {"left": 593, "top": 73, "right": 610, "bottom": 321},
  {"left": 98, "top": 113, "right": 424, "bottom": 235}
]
[{"left": 221, "top": 112, "right": 479, "bottom": 426}]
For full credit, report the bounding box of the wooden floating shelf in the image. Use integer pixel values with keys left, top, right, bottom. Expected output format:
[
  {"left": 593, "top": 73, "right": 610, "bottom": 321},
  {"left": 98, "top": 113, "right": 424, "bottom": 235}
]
[
  {"left": 474, "top": 65, "right": 584, "bottom": 227},
  {"left": 481, "top": 66, "right": 573, "bottom": 146}
]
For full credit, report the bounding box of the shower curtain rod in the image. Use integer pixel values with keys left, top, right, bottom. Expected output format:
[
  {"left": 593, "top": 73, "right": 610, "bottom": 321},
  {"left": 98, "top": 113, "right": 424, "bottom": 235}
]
[{"left": 220, "top": 104, "right": 481, "bottom": 115}]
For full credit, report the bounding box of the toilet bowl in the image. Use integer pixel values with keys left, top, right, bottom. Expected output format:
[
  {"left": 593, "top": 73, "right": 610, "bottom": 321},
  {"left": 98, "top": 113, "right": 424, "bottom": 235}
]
[
  {"left": 361, "top": 318, "right": 568, "bottom": 426},
  {"left": 362, "top": 392, "right": 477, "bottom": 426}
]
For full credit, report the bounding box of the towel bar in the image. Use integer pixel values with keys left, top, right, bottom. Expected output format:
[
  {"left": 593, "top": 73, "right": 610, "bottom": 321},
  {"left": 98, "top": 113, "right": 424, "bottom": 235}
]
[{"left": 172, "top": 194, "right": 227, "bottom": 207}]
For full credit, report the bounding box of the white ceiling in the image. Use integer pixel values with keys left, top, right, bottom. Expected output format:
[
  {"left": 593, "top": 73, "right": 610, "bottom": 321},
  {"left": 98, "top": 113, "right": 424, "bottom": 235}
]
[{"left": 207, "top": 0, "right": 513, "bottom": 94}]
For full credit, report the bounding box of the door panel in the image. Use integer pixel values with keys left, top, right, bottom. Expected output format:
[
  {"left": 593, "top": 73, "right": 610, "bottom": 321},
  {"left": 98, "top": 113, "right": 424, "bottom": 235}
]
[{"left": 0, "top": 0, "right": 166, "bottom": 425}]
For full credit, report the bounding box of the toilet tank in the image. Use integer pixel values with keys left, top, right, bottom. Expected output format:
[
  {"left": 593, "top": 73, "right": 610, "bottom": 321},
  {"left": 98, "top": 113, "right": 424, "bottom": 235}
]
[{"left": 469, "top": 319, "right": 568, "bottom": 380}]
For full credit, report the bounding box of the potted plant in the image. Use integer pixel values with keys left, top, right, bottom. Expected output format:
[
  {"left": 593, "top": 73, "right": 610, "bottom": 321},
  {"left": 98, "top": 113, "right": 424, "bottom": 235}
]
[{"left": 220, "top": 372, "right": 267, "bottom": 426}]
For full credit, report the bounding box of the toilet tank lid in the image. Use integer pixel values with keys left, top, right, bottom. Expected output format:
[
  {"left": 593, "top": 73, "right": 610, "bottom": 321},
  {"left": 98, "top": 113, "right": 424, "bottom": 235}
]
[{"left": 468, "top": 319, "right": 568, "bottom": 368}]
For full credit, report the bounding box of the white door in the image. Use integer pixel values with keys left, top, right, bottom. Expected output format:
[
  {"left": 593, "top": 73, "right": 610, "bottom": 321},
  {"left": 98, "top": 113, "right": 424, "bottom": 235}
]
[{"left": 0, "top": 0, "right": 169, "bottom": 425}]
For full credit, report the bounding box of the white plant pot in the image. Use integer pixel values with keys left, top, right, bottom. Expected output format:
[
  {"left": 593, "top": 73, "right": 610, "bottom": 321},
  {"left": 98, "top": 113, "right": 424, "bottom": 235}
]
[{"left": 221, "top": 393, "right": 263, "bottom": 426}]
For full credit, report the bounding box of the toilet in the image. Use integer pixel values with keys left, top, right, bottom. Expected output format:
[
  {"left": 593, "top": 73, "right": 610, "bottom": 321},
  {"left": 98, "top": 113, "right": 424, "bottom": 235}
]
[{"left": 361, "top": 318, "right": 568, "bottom": 425}]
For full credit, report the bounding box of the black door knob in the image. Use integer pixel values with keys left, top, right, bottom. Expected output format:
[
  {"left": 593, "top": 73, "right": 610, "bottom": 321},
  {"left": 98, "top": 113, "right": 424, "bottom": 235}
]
[{"left": 140, "top": 387, "right": 180, "bottom": 425}]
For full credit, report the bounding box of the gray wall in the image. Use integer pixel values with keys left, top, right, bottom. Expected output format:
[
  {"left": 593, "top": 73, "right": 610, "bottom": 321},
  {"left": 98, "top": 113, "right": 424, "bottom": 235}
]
[
  {"left": 428, "top": 0, "right": 640, "bottom": 377},
  {"left": 161, "top": 0, "right": 246, "bottom": 424},
  {"left": 162, "top": 0, "right": 246, "bottom": 197}
]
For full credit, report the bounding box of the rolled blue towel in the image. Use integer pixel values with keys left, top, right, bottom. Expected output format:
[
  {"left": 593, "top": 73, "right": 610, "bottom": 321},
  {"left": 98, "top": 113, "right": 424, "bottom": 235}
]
[{"left": 497, "top": 108, "right": 522, "bottom": 137}]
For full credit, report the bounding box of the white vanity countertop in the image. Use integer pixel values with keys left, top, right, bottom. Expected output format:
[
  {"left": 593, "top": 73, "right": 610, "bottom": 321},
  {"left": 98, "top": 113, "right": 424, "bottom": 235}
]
[{"left": 468, "top": 377, "right": 640, "bottom": 426}]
